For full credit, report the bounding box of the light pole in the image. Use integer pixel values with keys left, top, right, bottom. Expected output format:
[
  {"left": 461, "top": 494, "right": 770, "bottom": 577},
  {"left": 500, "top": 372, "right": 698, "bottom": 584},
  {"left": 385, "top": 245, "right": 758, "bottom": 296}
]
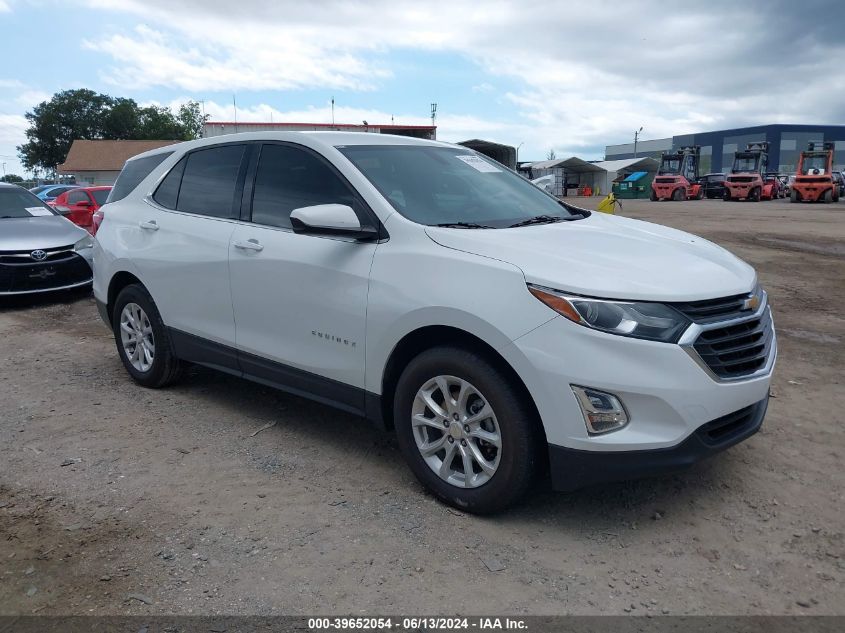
[
  {"left": 633, "top": 126, "right": 643, "bottom": 158},
  {"left": 516, "top": 142, "right": 524, "bottom": 167}
]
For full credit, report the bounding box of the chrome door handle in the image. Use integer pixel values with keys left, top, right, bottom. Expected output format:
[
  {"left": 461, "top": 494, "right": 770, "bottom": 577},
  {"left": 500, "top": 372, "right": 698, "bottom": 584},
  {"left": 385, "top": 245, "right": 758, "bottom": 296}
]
[
  {"left": 234, "top": 239, "right": 264, "bottom": 252},
  {"left": 139, "top": 220, "right": 159, "bottom": 231}
]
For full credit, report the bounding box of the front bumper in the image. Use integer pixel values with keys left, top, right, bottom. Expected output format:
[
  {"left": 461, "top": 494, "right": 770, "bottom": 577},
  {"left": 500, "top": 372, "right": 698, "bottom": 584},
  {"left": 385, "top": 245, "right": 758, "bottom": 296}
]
[
  {"left": 0, "top": 248, "right": 93, "bottom": 296},
  {"left": 548, "top": 397, "right": 767, "bottom": 491}
]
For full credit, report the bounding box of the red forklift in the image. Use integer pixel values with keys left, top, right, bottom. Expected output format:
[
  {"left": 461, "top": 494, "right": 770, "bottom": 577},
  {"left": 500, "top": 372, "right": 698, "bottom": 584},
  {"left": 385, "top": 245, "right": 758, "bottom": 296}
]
[
  {"left": 724, "top": 142, "right": 777, "bottom": 201},
  {"left": 790, "top": 142, "right": 839, "bottom": 203},
  {"left": 650, "top": 145, "right": 703, "bottom": 201}
]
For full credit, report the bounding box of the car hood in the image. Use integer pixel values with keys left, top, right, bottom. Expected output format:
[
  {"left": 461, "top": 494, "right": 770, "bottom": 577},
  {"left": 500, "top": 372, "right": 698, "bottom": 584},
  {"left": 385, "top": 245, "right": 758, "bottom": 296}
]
[
  {"left": 0, "top": 216, "right": 87, "bottom": 251},
  {"left": 424, "top": 212, "right": 756, "bottom": 302}
]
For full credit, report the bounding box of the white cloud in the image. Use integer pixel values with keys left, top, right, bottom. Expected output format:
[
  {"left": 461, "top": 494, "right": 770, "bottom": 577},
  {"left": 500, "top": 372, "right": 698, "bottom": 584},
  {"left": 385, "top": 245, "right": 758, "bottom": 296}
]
[{"left": 73, "top": 0, "right": 845, "bottom": 159}]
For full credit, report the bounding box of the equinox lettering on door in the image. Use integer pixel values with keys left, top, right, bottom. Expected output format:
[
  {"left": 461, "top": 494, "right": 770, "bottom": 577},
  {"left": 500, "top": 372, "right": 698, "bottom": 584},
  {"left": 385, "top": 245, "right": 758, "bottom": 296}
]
[{"left": 312, "top": 330, "right": 357, "bottom": 348}]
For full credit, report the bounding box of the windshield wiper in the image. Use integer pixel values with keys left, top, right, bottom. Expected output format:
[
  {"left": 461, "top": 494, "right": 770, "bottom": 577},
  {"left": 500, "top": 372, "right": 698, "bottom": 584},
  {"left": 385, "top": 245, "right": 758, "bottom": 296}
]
[
  {"left": 508, "top": 214, "right": 567, "bottom": 228},
  {"left": 434, "top": 222, "right": 495, "bottom": 229}
]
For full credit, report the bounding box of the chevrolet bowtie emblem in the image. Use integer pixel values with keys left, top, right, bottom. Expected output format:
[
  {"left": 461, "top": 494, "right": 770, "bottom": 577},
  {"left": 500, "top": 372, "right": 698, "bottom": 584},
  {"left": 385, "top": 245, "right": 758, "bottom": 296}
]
[{"left": 742, "top": 295, "right": 760, "bottom": 311}]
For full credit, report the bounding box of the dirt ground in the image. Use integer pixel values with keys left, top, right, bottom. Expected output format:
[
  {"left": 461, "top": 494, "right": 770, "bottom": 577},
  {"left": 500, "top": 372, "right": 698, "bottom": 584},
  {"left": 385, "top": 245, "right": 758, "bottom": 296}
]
[{"left": 1, "top": 196, "right": 843, "bottom": 616}]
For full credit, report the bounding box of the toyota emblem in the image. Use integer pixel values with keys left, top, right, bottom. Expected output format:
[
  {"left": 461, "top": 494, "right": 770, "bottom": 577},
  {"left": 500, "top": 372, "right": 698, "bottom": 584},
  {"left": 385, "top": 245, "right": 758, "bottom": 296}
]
[{"left": 30, "top": 249, "right": 47, "bottom": 261}]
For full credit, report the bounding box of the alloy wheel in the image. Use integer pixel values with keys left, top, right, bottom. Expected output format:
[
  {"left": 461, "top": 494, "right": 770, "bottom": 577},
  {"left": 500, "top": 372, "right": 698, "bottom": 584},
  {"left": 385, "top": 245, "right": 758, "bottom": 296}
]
[
  {"left": 411, "top": 375, "right": 502, "bottom": 488},
  {"left": 120, "top": 302, "right": 155, "bottom": 372}
]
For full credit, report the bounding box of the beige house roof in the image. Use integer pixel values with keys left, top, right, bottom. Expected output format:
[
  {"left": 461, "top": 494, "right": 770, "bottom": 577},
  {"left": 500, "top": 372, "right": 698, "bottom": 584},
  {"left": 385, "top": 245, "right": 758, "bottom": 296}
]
[{"left": 58, "top": 139, "right": 179, "bottom": 173}]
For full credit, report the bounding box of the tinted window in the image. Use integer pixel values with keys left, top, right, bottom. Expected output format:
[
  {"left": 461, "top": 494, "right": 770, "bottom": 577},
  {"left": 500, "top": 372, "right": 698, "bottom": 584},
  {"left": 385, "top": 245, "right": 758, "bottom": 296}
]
[
  {"left": 153, "top": 157, "right": 186, "bottom": 209},
  {"left": 177, "top": 145, "right": 245, "bottom": 219},
  {"left": 251, "top": 144, "right": 355, "bottom": 229},
  {"left": 0, "top": 188, "right": 58, "bottom": 218},
  {"left": 91, "top": 189, "right": 110, "bottom": 206},
  {"left": 67, "top": 190, "right": 90, "bottom": 204},
  {"left": 108, "top": 152, "right": 173, "bottom": 203}
]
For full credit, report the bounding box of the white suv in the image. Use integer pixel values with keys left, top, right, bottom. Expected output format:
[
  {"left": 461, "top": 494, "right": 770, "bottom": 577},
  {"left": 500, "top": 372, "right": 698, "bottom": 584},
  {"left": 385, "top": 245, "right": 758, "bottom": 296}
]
[{"left": 94, "top": 132, "right": 776, "bottom": 513}]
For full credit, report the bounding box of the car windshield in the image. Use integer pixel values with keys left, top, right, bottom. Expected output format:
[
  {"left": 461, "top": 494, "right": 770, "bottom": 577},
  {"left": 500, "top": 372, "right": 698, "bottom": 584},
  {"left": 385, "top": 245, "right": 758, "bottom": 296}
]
[
  {"left": 0, "top": 188, "right": 58, "bottom": 218},
  {"left": 91, "top": 189, "right": 110, "bottom": 205},
  {"left": 338, "top": 145, "right": 581, "bottom": 228}
]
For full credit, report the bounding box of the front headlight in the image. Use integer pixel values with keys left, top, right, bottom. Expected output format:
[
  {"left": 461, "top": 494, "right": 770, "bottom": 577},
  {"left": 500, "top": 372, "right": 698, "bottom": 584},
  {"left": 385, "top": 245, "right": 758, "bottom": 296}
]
[
  {"left": 527, "top": 284, "right": 691, "bottom": 343},
  {"left": 74, "top": 235, "right": 95, "bottom": 251}
]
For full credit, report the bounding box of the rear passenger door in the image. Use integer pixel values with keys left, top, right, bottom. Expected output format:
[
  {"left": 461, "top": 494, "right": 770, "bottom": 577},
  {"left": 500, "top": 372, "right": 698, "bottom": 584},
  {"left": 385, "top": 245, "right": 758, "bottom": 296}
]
[
  {"left": 135, "top": 143, "right": 248, "bottom": 363},
  {"left": 228, "top": 142, "right": 378, "bottom": 413}
]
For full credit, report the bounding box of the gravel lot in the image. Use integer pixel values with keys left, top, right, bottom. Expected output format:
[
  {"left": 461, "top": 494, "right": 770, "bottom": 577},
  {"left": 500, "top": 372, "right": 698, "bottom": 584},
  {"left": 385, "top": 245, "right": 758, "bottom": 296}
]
[{"left": 1, "top": 197, "right": 843, "bottom": 616}]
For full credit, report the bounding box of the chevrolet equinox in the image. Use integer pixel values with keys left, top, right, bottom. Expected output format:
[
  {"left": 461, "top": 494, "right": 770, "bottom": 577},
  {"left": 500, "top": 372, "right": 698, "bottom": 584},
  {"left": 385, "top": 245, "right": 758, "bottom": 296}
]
[{"left": 94, "top": 132, "right": 776, "bottom": 513}]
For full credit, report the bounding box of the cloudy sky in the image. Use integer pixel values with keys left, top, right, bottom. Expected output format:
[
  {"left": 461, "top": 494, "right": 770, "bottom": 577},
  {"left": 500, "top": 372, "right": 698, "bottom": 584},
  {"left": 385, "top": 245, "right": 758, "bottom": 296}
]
[{"left": 0, "top": 0, "right": 842, "bottom": 176}]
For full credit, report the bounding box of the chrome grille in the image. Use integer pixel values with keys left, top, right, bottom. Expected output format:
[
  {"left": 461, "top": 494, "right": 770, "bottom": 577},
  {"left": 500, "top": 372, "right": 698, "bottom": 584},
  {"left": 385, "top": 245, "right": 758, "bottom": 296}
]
[
  {"left": 679, "top": 288, "right": 775, "bottom": 380},
  {"left": 692, "top": 308, "right": 774, "bottom": 378},
  {"left": 671, "top": 291, "right": 754, "bottom": 323}
]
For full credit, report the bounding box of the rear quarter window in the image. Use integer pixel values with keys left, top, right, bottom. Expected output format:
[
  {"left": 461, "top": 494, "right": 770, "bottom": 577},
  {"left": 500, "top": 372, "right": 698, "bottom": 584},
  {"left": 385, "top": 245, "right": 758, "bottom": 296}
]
[{"left": 107, "top": 152, "right": 174, "bottom": 203}]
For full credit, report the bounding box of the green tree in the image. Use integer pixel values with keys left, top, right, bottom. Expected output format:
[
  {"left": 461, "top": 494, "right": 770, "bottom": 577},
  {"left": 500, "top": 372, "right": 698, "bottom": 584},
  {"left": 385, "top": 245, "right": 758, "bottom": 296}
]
[
  {"left": 18, "top": 89, "right": 112, "bottom": 174},
  {"left": 18, "top": 90, "right": 207, "bottom": 173},
  {"left": 177, "top": 101, "right": 208, "bottom": 140},
  {"left": 0, "top": 174, "right": 24, "bottom": 183}
]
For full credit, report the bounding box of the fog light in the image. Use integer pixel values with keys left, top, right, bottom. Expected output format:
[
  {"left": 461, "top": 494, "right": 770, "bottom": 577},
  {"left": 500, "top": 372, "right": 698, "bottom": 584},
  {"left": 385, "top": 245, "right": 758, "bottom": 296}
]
[{"left": 571, "top": 385, "right": 629, "bottom": 435}]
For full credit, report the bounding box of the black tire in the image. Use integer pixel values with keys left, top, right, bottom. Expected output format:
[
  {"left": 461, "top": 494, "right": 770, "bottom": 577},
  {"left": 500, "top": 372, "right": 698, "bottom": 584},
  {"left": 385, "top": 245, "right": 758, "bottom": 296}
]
[
  {"left": 823, "top": 189, "right": 833, "bottom": 204},
  {"left": 393, "top": 346, "right": 541, "bottom": 514},
  {"left": 112, "top": 284, "right": 184, "bottom": 388},
  {"left": 790, "top": 189, "right": 799, "bottom": 203},
  {"left": 723, "top": 190, "right": 732, "bottom": 202},
  {"left": 649, "top": 188, "right": 658, "bottom": 201},
  {"left": 749, "top": 187, "right": 760, "bottom": 202},
  {"left": 672, "top": 187, "right": 685, "bottom": 201},
  {"left": 695, "top": 187, "right": 704, "bottom": 200}
]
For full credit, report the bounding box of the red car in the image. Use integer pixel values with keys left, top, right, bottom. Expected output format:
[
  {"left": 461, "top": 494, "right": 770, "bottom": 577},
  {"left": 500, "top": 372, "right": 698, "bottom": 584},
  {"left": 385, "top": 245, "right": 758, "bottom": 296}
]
[{"left": 50, "top": 186, "right": 111, "bottom": 233}]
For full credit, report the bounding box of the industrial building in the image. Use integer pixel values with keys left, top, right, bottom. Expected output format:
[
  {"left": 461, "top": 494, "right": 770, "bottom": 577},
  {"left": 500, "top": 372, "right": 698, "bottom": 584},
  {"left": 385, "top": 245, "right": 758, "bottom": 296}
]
[{"left": 605, "top": 124, "right": 845, "bottom": 174}]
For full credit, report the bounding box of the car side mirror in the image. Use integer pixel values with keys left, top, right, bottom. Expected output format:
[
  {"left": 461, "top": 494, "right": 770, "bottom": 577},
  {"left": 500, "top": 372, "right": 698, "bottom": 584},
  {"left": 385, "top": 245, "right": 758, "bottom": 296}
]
[{"left": 289, "top": 204, "right": 378, "bottom": 240}]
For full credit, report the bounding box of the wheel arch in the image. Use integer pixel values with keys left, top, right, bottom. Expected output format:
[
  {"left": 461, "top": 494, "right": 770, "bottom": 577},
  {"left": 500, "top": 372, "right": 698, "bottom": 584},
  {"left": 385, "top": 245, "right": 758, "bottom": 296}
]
[
  {"left": 377, "top": 325, "right": 546, "bottom": 446},
  {"left": 106, "top": 270, "right": 146, "bottom": 323}
]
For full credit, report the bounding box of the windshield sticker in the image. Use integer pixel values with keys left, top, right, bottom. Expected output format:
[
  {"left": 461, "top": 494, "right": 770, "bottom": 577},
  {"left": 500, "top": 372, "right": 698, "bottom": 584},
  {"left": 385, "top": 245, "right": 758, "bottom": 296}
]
[
  {"left": 456, "top": 155, "right": 501, "bottom": 173},
  {"left": 26, "top": 206, "right": 53, "bottom": 216}
]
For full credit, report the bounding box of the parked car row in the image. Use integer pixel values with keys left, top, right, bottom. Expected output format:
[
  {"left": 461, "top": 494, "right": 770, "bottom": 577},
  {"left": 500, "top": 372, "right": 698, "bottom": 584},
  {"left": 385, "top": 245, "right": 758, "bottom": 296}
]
[{"left": 28, "top": 184, "right": 112, "bottom": 233}]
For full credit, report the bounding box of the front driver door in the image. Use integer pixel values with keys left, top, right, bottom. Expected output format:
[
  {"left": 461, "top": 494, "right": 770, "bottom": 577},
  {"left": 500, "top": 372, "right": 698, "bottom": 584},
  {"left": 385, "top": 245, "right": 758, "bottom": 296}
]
[{"left": 229, "top": 142, "right": 378, "bottom": 414}]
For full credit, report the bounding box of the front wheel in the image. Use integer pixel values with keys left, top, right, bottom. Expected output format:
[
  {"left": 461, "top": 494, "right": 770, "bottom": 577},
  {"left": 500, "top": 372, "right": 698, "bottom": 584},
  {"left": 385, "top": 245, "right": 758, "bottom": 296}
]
[
  {"left": 723, "top": 190, "right": 733, "bottom": 201},
  {"left": 393, "top": 347, "right": 541, "bottom": 514},
  {"left": 112, "top": 284, "right": 184, "bottom": 388},
  {"left": 749, "top": 187, "right": 761, "bottom": 202},
  {"left": 649, "top": 189, "right": 658, "bottom": 201},
  {"left": 790, "top": 189, "right": 799, "bottom": 203}
]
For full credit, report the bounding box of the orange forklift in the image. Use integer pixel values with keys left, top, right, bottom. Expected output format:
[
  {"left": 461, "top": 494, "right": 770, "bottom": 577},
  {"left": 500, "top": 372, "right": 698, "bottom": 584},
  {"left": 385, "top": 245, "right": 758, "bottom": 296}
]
[
  {"left": 724, "top": 142, "right": 777, "bottom": 201},
  {"left": 790, "top": 142, "right": 839, "bottom": 203},
  {"left": 650, "top": 145, "right": 703, "bottom": 201}
]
